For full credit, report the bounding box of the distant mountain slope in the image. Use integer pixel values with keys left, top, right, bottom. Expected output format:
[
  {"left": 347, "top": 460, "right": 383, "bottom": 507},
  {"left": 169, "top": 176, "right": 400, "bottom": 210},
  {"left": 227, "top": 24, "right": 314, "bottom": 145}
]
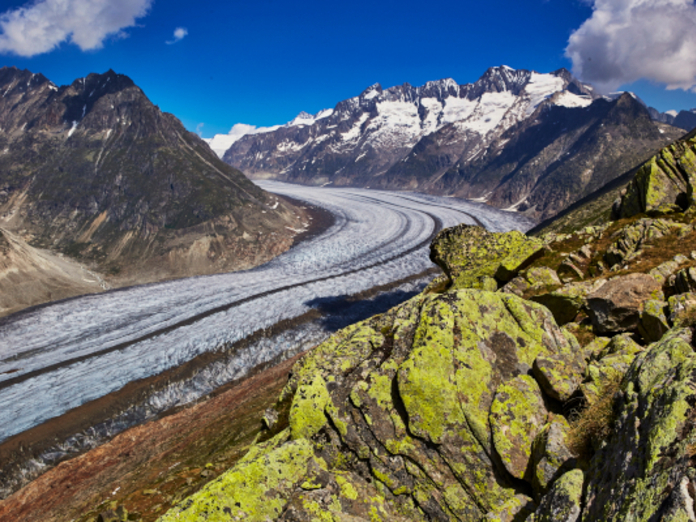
[
  {"left": 0, "top": 67, "right": 307, "bottom": 299},
  {"left": 222, "top": 66, "right": 682, "bottom": 221},
  {"left": 0, "top": 227, "right": 105, "bottom": 317}
]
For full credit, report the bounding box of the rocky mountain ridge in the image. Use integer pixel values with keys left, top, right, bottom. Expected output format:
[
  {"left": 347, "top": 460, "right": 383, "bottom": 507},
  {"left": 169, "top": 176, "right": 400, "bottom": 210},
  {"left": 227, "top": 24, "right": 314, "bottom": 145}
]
[
  {"left": 0, "top": 66, "right": 309, "bottom": 314},
  {"left": 221, "top": 66, "right": 682, "bottom": 221}
]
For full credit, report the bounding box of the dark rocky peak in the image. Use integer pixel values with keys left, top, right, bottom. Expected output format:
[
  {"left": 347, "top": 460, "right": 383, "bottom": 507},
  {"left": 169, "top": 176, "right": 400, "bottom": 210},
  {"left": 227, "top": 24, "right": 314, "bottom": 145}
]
[
  {"left": 419, "top": 78, "right": 460, "bottom": 101},
  {"left": 0, "top": 66, "right": 51, "bottom": 96},
  {"left": 61, "top": 70, "right": 144, "bottom": 126},
  {"left": 552, "top": 69, "right": 596, "bottom": 98},
  {"left": 359, "top": 83, "right": 382, "bottom": 100},
  {"left": 673, "top": 109, "right": 696, "bottom": 132},
  {"left": 648, "top": 107, "right": 676, "bottom": 125},
  {"left": 603, "top": 92, "right": 654, "bottom": 127},
  {"left": 289, "top": 111, "right": 315, "bottom": 125},
  {"left": 68, "top": 70, "right": 137, "bottom": 98},
  {"left": 467, "top": 65, "right": 532, "bottom": 98}
]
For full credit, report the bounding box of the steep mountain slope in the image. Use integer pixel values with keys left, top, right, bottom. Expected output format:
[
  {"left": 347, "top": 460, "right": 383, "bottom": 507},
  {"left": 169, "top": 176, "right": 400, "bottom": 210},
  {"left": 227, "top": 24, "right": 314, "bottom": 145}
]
[
  {"left": 429, "top": 93, "right": 682, "bottom": 220},
  {"left": 0, "top": 227, "right": 105, "bottom": 317},
  {"left": 0, "top": 67, "right": 307, "bottom": 295},
  {"left": 223, "top": 66, "right": 681, "bottom": 221}
]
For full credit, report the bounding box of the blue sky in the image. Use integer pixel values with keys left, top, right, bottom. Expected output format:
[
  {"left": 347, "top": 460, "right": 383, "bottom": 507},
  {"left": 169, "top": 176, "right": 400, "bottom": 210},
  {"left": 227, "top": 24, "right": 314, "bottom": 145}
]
[{"left": 1, "top": 0, "right": 696, "bottom": 138}]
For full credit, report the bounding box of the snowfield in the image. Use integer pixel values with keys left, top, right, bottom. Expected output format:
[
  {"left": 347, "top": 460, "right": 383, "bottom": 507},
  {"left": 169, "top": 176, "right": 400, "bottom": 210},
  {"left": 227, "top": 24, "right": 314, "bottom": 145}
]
[{"left": 0, "top": 182, "right": 533, "bottom": 444}]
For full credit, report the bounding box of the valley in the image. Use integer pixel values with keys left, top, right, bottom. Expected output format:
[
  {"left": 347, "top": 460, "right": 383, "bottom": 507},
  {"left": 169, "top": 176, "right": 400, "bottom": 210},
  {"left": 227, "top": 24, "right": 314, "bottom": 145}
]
[{"left": 0, "top": 181, "right": 533, "bottom": 500}]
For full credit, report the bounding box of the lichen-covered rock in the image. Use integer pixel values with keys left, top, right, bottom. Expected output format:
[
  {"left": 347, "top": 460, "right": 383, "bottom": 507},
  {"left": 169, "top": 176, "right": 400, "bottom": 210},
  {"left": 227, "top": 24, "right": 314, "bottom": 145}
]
[
  {"left": 531, "top": 279, "right": 606, "bottom": 325},
  {"left": 581, "top": 334, "right": 642, "bottom": 405},
  {"left": 289, "top": 374, "right": 330, "bottom": 440},
  {"left": 586, "top": 274, "right": 663, "bottom": 334},
  {"left": 484, "top": 494, "right": 536, "bottom": 522},
  {"left": 489, "top": 375, "right": 548, "bottom": 480},
  {"left": 557, "top": 259, "right": 585, "bottom": 282},
  {"left": 532, "top": 349, "right": 586, "bottom": 403},
  {"left": 582, "top": 328, "right": 696, "bottom": 521},
  {"left": 161, "top": 289, "right": 577, "bottom": 521},
  {"left": 638, "top": 299, "right": 669, "bottom": 343},
  {"left": 648, "top": 259, "right": 680, "bottom": 285},
  {"left": 672, "top": 266, "right": 696, "bottom": 295},
  {"left": 668, "top": 292, "right": 696, "bottom": 327},
  {"left": 619, "top": 135, "right": 696, "bottom": 218},
  {"left": 595, "top": 332, "right": 643, "bottom": 360},
  {"left": 604, "top": 219, "right": 675, "bottom": 268},
  {"left": 531, "top": 416, "right": 576, "bottom": 498},
  {"left": 582, "top": 337, "right": 611, "bottom": 362},
  {"left": 533, "top": 469, "right": 584, "bottom": 522},
  {"left": 501, "top": 267, "right": 561, "bottom": 297},
  {"left": 429, "top": 224, "right": 543, "bottom": 290}
]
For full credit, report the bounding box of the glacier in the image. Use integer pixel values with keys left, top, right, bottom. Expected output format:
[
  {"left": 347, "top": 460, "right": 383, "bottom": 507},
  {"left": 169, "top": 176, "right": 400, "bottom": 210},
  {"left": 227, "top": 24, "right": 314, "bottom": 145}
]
[{"left": 0, "top": 182, "right": 534, "bottom": 447}]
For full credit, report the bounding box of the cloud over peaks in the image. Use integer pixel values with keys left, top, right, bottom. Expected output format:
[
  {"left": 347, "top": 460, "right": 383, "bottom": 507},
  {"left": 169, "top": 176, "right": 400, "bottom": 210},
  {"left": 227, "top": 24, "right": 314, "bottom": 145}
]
[
  {"left": 566, "top": 0, "right": 696, "bottom": 92},
  {"left": 0, "top": 0, "right": 152, "bottom": 57}
]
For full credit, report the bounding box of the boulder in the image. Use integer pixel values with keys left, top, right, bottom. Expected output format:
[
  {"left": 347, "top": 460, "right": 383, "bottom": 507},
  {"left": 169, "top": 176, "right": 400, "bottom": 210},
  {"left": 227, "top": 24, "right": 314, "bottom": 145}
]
[
  {"left": 531, "top": 279, "right": 606, "bottom": 326},
  {"left": 586, "top": 273, "right": 663, "bottom": 334},
  {"left": 531, "top": 416, "right": 576, "bottom": 498},
  {"left": 582, "top": 329, "right": 696, "bottom": 521},
  {"left": 484, "top": 494, "right": 536, "bottom": 522},
  {"left": 638, "top": 299, "right": 669, "bottom": 343},
  {"left": 557, "top": 259, "right": 584, "bottom": 282},
  {"left": 581, "top": 334, "right": 642, "bottom": 404},
  {"left": 533, "top": 351, "right": 585, "bottom": 403},
  {"left": 429, "top": 224, "right": 543, "bottom": 290},
  {"left": 581, "top": 336, "right": 611, "bottom": 362},
  {"left": 501, "top": 267, "right": 561, "bottom": 297},
  {"left": 531, "top": 469, "right": 584, "bottom": 522},
  {"left": 648, "top": 259, "right": 680, "bottom": 285},
  {"left": 489, "top": 375, "right": 548, "bottom": 480},
  {"left": 672, "top": 266, "right": 696, "bottom": 294},
  {"left": 161, "top": 289, "right": 577, "bottom": 521},
  {"left": 668, "top": 292, "right": 696, "bottom": 327}
]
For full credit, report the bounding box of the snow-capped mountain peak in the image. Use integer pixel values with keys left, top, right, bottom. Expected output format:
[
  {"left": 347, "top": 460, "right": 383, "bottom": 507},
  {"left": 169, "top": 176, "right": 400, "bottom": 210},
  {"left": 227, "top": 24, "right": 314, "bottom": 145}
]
[{"left": 220, "top": 67, "right": 599, "bottom": 177}]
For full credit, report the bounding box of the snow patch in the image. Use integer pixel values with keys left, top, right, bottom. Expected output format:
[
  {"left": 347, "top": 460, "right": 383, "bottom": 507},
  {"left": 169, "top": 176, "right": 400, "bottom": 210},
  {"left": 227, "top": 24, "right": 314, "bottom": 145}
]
[
  {"left": 441, "top": 96, "right": 477, "bottom": 125},
  {"left": 524, "top": 72, "right": 565, "bottom": 116},
  {"left": 67, "top": 121, "right": 78, "bottom": 137},
  {"left": 553, "top": 91, "right": 593, "bottom": 109}
]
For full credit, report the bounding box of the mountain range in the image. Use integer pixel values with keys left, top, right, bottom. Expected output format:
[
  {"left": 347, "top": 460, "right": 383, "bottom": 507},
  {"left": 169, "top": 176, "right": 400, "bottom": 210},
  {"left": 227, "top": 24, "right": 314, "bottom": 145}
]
[
  {"left": 219, "top": 66, "right": 684, "bottom": 221},
  {"left": 0, "top": 67, "right": 308, "bottom": 315}
]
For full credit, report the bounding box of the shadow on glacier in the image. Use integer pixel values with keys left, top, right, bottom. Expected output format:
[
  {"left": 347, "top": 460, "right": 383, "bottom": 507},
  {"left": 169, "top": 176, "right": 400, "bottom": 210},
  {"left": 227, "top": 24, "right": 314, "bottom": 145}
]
[{"left": 305, "top": 285, "right": 425, "bottom": 333}]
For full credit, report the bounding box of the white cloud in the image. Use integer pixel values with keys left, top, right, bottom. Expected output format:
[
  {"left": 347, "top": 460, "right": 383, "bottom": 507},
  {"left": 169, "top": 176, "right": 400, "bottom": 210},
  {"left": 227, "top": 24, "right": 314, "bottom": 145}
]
[
  {"left": 166, "top": 26, "right": 187, "bottom": 45},
  {"left": 206, "top": 124, "right": 282, "bottom": 158},
  {"left": 566, "top": 0, "right": 696, "bottom": 92},
  {"left": 195, "top": 122, "right": 204, "bottom": 136},
  {"left": 0, "top": 0, "right": 152, "bottom": 57}
]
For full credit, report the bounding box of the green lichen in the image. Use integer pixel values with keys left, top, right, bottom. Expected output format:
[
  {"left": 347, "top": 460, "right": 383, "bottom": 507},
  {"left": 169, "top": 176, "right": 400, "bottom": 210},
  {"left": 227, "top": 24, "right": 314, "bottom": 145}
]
[
  {"left": 489, "top": 375, "right": 547, "bottom": 479},
  {"left": 289, "top": 374, "right": 330, "bottom": 440},
  {"left": 159, "top": 437, "right": 319, "bottom": 521}
]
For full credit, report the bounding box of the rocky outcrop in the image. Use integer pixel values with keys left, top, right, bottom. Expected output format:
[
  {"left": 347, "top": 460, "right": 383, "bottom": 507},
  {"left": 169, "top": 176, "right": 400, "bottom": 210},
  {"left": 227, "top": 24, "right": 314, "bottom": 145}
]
[
  {"left": 160, "top": 289, "right": 581, "bottom": 521},
  {"left": 585, "top": 273, "right": 663, "bottom": 334},
  {"left": 429, "top": 224, "right": 544, "bottom": 290},
  {"left": 618, "top": 128, "right": 696, "bottom": 218},
  {"left": 582, "top": 329, "right": 696, "bottom": 521}
]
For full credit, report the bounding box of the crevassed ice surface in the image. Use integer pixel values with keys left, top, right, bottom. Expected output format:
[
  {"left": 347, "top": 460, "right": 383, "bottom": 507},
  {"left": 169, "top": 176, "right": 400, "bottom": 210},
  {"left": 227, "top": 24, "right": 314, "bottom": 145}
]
[{"left": 0, "top": 182, "right": 534, "bottom": 442}]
